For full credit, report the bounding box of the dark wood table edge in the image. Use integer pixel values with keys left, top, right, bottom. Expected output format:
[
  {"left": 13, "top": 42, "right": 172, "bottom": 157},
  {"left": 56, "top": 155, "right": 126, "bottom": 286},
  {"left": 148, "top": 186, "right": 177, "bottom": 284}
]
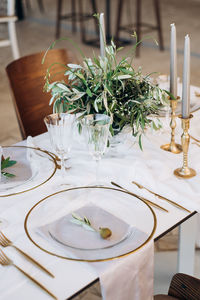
[
  {"left": 67, "top": 278, "right": 99, "bottom": 300},
  {"left": 66, "top": 211, "right": 197, "bottom": 299},
  {"left": 154, "top": 211, "right": 197, "bottom": 241}
]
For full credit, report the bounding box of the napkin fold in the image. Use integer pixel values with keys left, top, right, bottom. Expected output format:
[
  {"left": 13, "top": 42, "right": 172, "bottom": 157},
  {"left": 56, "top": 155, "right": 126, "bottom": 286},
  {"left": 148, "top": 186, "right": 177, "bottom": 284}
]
[{"left": 95, "top": 241, "right": 154, "bottom": 300}]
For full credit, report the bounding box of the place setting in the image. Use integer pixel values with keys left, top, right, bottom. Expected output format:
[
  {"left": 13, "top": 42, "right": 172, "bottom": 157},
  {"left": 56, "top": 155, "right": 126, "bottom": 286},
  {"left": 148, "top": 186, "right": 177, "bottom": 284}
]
[
  {"left": 0, "top": 145, "right": 57, "bottom": 197},
  {"left": 25, "top": 186, "right": 156, "bottom": 262}
]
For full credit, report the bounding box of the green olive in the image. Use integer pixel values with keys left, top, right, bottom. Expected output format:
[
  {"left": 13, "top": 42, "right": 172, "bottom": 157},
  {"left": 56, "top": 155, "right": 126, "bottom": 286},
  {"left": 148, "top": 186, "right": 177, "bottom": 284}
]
[{"left": 99, "top": 227, "right": 112, "bottom": 239}]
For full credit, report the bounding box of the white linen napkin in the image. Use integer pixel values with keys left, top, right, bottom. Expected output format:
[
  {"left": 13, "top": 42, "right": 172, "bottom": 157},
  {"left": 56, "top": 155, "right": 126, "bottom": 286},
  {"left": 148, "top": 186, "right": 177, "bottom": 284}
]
[{"left": 94, "top": 241, "right": 154, "bottom": 300}]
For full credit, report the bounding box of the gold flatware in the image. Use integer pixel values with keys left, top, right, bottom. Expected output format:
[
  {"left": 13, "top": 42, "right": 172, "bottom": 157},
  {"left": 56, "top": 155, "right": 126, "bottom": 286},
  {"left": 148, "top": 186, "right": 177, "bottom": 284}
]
[
  {"left": 191, "top": 135, "right": 200, "bottom": 143},
  {"left": 0, "top": 249, "right": 57, "bottom": 299},
  {"left": 193, "top": 141, "right": 200, "bottom": 148},
  {"left": 0, "top": 231, "right": 54, "bottom": 278},
  {"left": 132, "top": 181, "right": 191, "bottom": 213},
  {"left": 111, "top": 181, "right": 168, "bottom": 212}
]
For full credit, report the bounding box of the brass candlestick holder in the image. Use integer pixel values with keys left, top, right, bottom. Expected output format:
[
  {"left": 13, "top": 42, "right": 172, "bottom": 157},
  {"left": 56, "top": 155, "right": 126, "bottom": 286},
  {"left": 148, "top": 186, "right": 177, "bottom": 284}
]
[
  {"left": 174, "top": 114, "right": 196, "bottom": 178},
  {"left": 161, "top": 97, "right": 182, "bottom": 154}
]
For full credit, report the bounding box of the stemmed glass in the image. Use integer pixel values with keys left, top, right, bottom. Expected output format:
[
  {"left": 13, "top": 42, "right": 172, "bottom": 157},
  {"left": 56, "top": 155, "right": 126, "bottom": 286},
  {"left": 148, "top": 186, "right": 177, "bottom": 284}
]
[
  {"left": 81, "top": 114, "right": 111, "bottom": 185},
  {"left": 44, "top": 113, "right": 75, "bottom": 177}
]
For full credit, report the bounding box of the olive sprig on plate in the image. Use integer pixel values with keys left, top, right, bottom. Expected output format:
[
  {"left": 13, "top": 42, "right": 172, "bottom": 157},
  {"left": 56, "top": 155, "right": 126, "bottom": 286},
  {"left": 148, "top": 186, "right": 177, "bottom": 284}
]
[
  {"left": 1, "top": 156, "right": 17, "bottom": 178},
  {"left": 71, "top": 213, "right": 112, "bottom": 239}
]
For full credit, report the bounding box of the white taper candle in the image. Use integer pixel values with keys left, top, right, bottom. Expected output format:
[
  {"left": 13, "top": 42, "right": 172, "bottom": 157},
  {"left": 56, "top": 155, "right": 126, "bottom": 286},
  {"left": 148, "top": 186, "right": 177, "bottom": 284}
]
[
  {"left": 182, "top": 35, "right": 190, "bottom": 118},
  {"left": 170, "top": 23, "right": 177, "bottom": 98},
  {"left": 99, "top": 13, "right": 106, "bottom": 58}
]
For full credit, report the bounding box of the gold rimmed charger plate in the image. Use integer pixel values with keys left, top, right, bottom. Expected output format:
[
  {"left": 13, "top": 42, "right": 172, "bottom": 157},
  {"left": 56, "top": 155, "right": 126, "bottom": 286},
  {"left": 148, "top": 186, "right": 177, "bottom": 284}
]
[
  {"left": 24, "top": 186, "right": 157, "bottom": 262},
  {"left": 0, "top": 146, "right": 57, "bottom": 197}
]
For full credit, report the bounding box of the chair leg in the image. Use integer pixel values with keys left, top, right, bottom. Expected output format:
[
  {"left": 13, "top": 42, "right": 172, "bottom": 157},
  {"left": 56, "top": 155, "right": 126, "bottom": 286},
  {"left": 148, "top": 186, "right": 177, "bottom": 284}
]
[
  {"left": 55, "top": 0, "right": 62, "bottom": 39},
  {"left": 90, "top": 0, "right": 99, "bottom": 37},
  {"left": 8, "top": 21, "right": 20, "bottom": 59},
  {"left": 78, "top": 0, "right": 86, "bottom": 43},
  {"left": 154, "top": 0, "right": 164, "bottom": 51},
  {"left": 115, "top": 0, "right": 124, "bottom": 44},
  {"left": 136, "top": 0, "right": 142, "bottom": 57},
  {"left": 71, "top": 0, "right": 77, "bottom": 33},
  {"left": 37, "top": 0, "right": 45, "bottom": 13},
  {"left": 25, "top": 0, "right": 32, "bottom": 12}
]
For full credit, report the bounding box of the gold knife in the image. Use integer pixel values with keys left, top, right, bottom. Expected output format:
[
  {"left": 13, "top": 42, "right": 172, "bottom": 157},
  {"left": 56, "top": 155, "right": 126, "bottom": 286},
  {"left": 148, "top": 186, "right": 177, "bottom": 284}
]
[
  {"left": 111, "top": 181, "right": 168, "bottom": 212},
  {"left": 132, "top": 180, "right": 191, "bottom": 213},
  {"left": 191, "top": 135, "right": 200, "bottom": 143}
]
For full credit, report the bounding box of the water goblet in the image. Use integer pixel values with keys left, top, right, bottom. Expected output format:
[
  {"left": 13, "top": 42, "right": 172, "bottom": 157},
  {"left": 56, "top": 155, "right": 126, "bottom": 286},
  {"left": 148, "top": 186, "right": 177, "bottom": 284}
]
[
  {"left": 81, "top": 114, "right": 111, "bottom": 185},
  {"left": 44, "top": 113, "right": 75, "bottom": 177}
]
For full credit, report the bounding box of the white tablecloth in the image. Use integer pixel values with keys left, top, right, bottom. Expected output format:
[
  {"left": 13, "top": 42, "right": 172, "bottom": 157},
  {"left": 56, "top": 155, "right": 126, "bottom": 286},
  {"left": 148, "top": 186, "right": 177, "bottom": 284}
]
[{"left": 1, "top": 84, "right": 200, "bottom": 299}]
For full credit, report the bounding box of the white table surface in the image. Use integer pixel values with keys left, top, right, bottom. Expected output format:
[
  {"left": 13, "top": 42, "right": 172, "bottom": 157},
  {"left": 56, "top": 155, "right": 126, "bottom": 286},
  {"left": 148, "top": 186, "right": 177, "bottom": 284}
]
[{"left": 1, "top": 86, "right": 200, "bottom": 299}]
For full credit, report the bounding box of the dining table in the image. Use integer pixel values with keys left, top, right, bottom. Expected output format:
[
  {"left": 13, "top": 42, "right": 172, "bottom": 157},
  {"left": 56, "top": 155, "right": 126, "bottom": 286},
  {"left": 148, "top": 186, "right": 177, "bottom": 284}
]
[{"left": 1, "top": 83, "right": 200, "bottom": 300}]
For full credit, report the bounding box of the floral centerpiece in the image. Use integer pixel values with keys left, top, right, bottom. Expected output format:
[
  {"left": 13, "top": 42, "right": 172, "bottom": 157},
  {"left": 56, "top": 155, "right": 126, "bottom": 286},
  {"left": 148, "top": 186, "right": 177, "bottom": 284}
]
[{"left": 44, "top": 34, "right": 167, "bottom": 149}]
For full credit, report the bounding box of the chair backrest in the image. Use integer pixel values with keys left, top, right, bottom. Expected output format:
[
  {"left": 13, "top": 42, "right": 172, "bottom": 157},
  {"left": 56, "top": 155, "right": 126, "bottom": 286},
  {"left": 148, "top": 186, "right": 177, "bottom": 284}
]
[
  {"left": 0, "top": 0, "right": 15, "bottom": 17},
  {"left": 6, "top": 48, "right": 76, "bottom": 139},
  {"left": 0, "top": 0, "right": 19, "bottom": 59},
  {"left": 7, "top": 0, "right": 15, "bottom": 15}
]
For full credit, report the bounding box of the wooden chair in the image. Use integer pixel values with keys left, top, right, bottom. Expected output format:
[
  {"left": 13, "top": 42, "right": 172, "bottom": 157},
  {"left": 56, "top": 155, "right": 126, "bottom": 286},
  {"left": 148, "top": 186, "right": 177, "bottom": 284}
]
[
  {"left": 6, "top": 48, "right": 76, "bottom": 139},
  {"left": 0, "top": 0, "right": 20, "bottom": 59},
  {"left": 55, "top": 0, "right": 99, "bottom": 45},
  {"left": 154, "top": 273, "right": 200, "bottom": 300},
  {"left": 115, "top": 0, "right": 164, "bottom": 57}
]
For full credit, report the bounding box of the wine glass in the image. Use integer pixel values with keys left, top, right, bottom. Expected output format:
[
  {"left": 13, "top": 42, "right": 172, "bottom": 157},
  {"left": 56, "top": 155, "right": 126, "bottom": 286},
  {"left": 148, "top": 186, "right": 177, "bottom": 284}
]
[
  {"left": 44, "top": 113, "right": 75, "bottom": 177},
  {"left": 81, "top": 114, "right": 111, "bottom": 185}
]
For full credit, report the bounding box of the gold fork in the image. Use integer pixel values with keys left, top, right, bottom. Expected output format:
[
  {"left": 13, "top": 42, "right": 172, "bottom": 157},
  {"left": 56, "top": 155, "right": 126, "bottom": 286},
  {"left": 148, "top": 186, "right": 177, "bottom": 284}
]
[
  {"left": 111, "top": 181, "right": 168, "bottom": 212},
  {"left": 132, "top": 181, "right": 191, "bottom": 213},
  {"left": 0, "top": 231, "right": 54, "bottom": 278},
  {"left": 0, "top": 249, "right": 57, "bottom": 299}
]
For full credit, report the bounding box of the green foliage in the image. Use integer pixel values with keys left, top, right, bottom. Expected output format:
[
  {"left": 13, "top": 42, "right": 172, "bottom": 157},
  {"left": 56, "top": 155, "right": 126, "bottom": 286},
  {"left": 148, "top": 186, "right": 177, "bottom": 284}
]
[
  {"left": 70, "top": 213, "right": 112, "bottom": 239},
  {"left": 44, "top": 38, "right": 168, "bottom": 148},
  {"left": 1, "top": 156, "right": 17, "bottom": 178}
]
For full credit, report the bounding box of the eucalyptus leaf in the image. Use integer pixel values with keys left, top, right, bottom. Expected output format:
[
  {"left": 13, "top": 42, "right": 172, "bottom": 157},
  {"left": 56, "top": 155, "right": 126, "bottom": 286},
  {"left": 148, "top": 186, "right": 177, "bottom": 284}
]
[
  {"left": 1, "top": 157, "right": 17, "bottom": 170},
  {"left": 67, "top": 63, "right": 82, "bottom": 69},
  {"left": 70, "top": 213, "right": 112, "bottom": 238},
  {"left": 115, "top": 74, "right": 132, "bottom": 80},
  {"left": 56, "top": 83, "right": 71, "bottom": 92},
  {"left": 1, "top": 172, "right": 15, "bottom": 178}
]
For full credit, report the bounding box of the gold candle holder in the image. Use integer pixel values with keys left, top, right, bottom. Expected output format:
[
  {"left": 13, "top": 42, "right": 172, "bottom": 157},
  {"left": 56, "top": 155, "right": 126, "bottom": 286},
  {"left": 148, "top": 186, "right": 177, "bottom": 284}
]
[
  {"left": 174, "top": 114, "right": 196, "bottom": 178},
  {"left": 161, "top": 97, "right": 182, "bottom": 154}
]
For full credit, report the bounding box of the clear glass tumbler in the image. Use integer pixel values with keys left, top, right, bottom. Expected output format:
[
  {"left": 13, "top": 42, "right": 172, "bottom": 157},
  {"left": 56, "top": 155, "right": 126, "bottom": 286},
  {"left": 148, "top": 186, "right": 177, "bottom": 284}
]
[{"left": 44, "top": 113, "right": 75, "bottom": 176}]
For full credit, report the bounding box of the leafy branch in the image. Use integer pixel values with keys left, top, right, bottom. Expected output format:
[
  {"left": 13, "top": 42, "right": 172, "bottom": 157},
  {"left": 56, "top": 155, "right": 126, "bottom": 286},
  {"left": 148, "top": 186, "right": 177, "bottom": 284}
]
[
  {"left": 1, "top": 156, "right": 17, "bottom": 178},
  {"left": 71, "top": 213, "right": 112, "bottom": 239}
]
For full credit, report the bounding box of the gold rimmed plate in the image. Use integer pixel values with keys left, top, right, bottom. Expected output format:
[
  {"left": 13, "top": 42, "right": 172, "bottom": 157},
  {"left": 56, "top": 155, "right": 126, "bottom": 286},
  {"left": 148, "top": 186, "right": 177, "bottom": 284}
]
[
  {"left": 0, "top": 146, "right": 57, "bottom": 197},
  {"left": 24, "top": 186, "right": 156, "bottom": 262}
]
